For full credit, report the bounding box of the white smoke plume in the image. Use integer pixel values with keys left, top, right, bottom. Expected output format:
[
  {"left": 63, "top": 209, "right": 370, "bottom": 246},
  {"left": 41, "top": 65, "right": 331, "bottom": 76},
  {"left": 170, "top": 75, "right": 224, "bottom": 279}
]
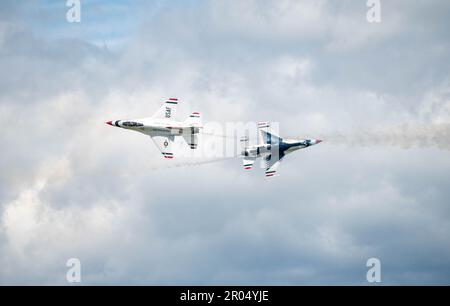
[{"left": 316, "top": 123, "right": 450, "bottom": 150}]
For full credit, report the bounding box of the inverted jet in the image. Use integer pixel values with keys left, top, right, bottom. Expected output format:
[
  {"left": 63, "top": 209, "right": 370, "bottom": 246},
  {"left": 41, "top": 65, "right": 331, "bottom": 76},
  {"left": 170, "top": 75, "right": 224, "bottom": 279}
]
[
  {"left": 241, "top": 122, "right": 322, "bottom": 177},
  {"left": 106, "top": 98, "right": 201, "bottom": 159}
]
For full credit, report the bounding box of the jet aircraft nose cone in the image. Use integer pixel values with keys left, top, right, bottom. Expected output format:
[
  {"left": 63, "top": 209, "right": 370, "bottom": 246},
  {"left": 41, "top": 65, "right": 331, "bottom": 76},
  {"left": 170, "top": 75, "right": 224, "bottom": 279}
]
[
  {"left": 316, "top": 139, "right": 322, "bottom": 144},
  {"left": 106, "top": 121, "right": 113, "bottom": 126}
]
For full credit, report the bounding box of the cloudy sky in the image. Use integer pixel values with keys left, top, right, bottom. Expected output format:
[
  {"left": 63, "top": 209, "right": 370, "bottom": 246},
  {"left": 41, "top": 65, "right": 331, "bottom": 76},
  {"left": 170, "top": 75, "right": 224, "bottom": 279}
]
[{"left": 1, "top": 0, "right": 449, "bottom": 285}]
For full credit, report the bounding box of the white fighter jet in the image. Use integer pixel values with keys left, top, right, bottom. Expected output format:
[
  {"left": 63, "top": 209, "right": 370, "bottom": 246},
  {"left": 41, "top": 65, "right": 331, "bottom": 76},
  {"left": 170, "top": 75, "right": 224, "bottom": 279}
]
[
  {"left": 106, "top": 98, "right": 201, "bottom": 159},
  {"left": 241, "top": 122, "right": 322, "bottom": 177}
]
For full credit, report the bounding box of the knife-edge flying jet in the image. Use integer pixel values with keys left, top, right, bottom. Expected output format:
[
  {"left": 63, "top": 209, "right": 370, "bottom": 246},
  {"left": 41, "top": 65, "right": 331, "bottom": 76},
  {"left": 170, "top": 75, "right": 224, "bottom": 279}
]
[
  {"left": 241, "top": 122, "right": 322, "bottom": 177},
  {"left": 106, "top": 98, "right": 201, "bottom": 159}
]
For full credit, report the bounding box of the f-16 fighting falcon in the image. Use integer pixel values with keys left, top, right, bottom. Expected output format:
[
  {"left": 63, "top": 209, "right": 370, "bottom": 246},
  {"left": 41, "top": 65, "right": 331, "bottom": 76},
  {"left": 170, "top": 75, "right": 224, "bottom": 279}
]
[
  {"left": 241, "top": 122, "right": 322, "bottom": 177},
  {"left": 106, "top": 98, "right": 201, "bottom": 159}
]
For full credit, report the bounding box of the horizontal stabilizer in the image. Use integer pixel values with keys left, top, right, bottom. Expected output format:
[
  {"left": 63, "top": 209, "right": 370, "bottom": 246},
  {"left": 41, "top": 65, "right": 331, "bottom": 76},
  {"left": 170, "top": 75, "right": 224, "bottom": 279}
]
[{"left": 184, "top": 112, "right": 201, "bottom": 127}]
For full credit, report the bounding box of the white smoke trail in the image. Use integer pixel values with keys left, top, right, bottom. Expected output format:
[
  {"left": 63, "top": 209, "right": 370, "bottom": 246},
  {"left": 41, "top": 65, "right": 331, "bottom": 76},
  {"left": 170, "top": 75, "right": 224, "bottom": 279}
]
[
  {"left": 155, "top": 155, "right": 239, "bottom": 169},
  {"left": 72, "top": 155, "right": 240, "bottom": 180},
  {"left": 81, "top": 131, "right": 244, "bottom": 178}
]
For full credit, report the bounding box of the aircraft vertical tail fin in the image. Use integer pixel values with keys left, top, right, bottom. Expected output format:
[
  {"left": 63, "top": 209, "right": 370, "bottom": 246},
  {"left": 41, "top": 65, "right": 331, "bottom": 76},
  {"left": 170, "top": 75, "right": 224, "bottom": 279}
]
[
  {"left": 152, "top": 98, "right": 178, "bottom": 120},
  {"left": 240, "top": 136, "right": 249, "bottom": 148},
  {"left": 240, "top": 136, "right": 256, "bottom": 170}
]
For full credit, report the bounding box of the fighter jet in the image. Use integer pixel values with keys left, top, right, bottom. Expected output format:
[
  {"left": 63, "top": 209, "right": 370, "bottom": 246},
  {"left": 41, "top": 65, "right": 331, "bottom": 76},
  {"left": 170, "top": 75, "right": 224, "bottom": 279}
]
[
  {"left": 241, "top": 122, "right": 322, "bottom": 177},
  {"left": 106, "top": 98, "right": 201, "bottom": 159}
]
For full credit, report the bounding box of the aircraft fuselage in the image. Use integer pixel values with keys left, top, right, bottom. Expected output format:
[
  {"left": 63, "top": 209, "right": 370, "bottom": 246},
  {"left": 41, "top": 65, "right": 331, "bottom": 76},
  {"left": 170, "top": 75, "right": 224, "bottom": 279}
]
[
  {"left": 108, "top": 119, "right": 201, "bottom": 136},
  {"left": 243, "top": 139, "right": 320, "bottom": 158}
]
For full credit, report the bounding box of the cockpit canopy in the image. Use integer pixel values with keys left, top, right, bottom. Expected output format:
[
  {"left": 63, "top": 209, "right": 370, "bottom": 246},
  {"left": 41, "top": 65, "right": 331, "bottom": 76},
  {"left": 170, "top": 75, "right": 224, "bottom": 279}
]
[
  {"left": 122, "top": 121, "right": 143, "bottom": 127},
  {"left": 303, "top": 139, "right": 312, "bottom": 146}
]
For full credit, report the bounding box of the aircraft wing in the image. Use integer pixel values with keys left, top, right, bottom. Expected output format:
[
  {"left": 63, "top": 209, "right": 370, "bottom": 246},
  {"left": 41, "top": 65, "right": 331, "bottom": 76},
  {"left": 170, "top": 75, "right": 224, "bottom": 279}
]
[
  {"left": 151, "top": 98, "right": 178, "bottom": 120},
  {"left": 150, "top": 134, "right": 175, "bottom": 159},
  {"left": 264, "top": 154, "right": 283, "bottom": 177}
]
